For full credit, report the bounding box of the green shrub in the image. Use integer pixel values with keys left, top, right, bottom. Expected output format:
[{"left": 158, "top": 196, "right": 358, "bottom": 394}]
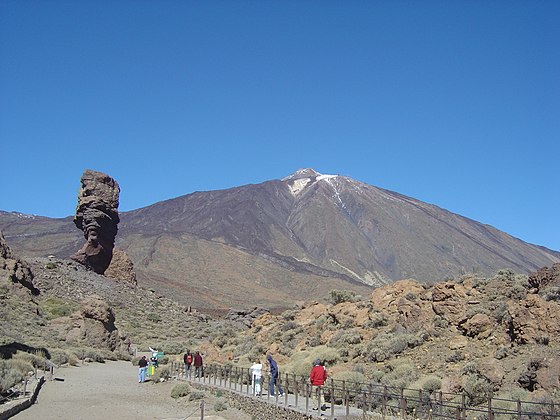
[
  {"left": 189, "top": 391, "right": 205, "bottom": 401},
  {"left": 381, "top": 360, "right": 419, "bottom": 389},
  {"left": 41, "top": 297, "right": 76, "bottom": 320},
  {"left": 421, "top": 376, "right": 442, "bottom": 393},
  {"left": 50, "top": 349, "right": 69, "bottom": 366},
  {"left": 0, "top": 360, "right": 24, "bottom": 393},
  {"left": 153, "top": 365, "right": 171, "bottom": 382},
  {"left": 463, "top": 375, "right": 493, "bottom": 405},
  {"left": 214, "top": 400, "right": 227, "bottom": 411},
  {"left": 328, "top": 289, "right": 357, "bottom": 305},
  {"left": 170, "top": 383, "right": 191, "bottom": 399},
  {"left": 543, "top": 287, "right": 560, "bottom": 302},
  {"left": 13, "top": 350, "right": 44, "bottom": 368}
]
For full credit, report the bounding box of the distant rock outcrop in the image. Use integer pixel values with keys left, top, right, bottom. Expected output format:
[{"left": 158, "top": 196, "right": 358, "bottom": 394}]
[
  {"left": 0, "top": 230, "right": 38, "bottom": 295},
  {"left": 528, "top": 264, "right": 560, "bottom": 291},
  {"left": 225, "top": 307, "right": 270, "bottom": 328},
  {"left": 105, "top": 248, "right": 137, "bottom": 285},
  {"left": 71, "top": 170, "right": 120, "bottom": 274}
]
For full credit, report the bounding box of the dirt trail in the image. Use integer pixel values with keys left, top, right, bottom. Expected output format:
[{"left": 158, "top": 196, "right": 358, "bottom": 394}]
[{"left": 13, "top": 361, "right": 246, "bottom": 420}]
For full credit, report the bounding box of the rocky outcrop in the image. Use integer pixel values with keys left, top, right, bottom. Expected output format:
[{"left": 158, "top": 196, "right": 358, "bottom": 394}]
[
  {"left": 225, "top": 307, "right": 270, "bottom": 328},
  {"left": 71, "top": 170, "right": 120, "bottom": 274},
  {"left": 51, "top": 295, "right": 130, "bottom": 353},
  {"left": 105, "top": 248, "right": 137, "bottom": 285},
  {"left": 528, "top": 264, "right": 560, "bottom": 291},
  {"left": 0, "top": 230, "right": 38, "bottom": 295},
  {"left": 508, "top": 294, "right": 560, "bottom": 344}
]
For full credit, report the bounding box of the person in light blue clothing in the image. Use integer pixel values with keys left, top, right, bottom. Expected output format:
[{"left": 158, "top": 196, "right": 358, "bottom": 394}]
[
  {"left": 138, "top": 356, "right": 148, "bottom": 383},
  {"left": 266, "top": 354, "right": 284, "bottom": 396}
]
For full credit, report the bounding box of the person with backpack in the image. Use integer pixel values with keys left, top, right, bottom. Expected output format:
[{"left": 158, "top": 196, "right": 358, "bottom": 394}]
[
  {"left": 266, "top": 354, "right": 284, "bottom": 397},
  {"left": 183, "top": 350, "right": 193, "bottom": 379}
]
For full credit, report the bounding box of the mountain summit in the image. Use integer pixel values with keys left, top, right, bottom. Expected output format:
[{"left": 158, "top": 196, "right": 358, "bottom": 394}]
[{"left": 1, "top": 169, "right": 558, "bottom": 309}]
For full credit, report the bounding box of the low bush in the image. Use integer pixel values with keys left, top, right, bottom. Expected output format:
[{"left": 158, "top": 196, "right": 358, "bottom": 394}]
[
  {"left": 170, "top": 383, "right": 191, "bottom": 399},
  {"left": 463, "top": 375, "right": 493, "bottom": 405},
  {"left": 40, "top": 297, "right": 77, "bottom": 320},
  {"left": 328, "top": 289, "right": 358, "bottom": 305},
  {"left": 214, "top": 399, "right": 227, "bottom": 411},
  {"left": 189, "top": 391, "right": 205, "bottom": 401},
  {"left": 0, "top": 360, "right": 24, "bottom": 393}
]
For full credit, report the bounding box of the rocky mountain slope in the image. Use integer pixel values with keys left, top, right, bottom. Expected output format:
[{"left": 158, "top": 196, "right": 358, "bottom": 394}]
[
  {"left": 2, "top": 228, "right": 559, "bottom": 405},
  {"left": 1, "top": 168, "right": 558, "bottom": 309}
]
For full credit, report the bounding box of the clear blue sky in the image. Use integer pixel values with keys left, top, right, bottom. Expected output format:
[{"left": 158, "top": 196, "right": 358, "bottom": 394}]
[{"left": 1, "top": 1, "right": 559, "bottom": 252}]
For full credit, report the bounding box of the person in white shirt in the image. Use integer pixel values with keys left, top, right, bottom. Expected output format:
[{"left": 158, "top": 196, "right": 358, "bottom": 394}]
[{"left": 250, "top": 359, "right": 263, "bottom": 396}]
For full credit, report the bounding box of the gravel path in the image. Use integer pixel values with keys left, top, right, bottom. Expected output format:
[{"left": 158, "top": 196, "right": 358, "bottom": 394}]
[{"left": 13, "top": 361, "right": 247, "bottom": 420}]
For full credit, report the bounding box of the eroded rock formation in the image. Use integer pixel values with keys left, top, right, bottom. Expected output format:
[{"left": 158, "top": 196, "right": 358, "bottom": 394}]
[
  {"left": 105, "top": 248, "right": 137, "bottom": 285},
  {"left": 0, "top": 229, "right": 38, "bottom": 295},
  {"left": 51, "top": 294, "right": 130, "bottom": 353},
  {"left": 71, "top": 170, "right": 120, "bottom": 274}
]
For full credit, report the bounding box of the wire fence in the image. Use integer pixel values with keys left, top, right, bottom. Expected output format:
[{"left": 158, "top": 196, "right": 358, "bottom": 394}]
[{"left": 169, "top": 362, "right": 560, "bottom": 419}]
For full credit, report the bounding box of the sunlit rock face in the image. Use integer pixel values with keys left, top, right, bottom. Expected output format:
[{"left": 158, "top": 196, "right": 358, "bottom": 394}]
[{"left": 71, "top": 170, "right": 120, "bottom": 274}]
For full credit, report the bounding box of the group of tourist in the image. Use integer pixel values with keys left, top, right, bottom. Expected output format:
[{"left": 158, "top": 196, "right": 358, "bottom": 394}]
[
  {"left": 250, "top": 354, "right": 328, "bottom": 411},
  {"left": 183, "top": 350, "right": 204, "bottom": 378},
  {"left": 138, "top": 349, "right": 328, "bottom": 410}
]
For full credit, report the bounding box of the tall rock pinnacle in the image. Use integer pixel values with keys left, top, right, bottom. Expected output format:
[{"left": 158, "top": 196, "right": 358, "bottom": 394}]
[{"left": 70, "top": 169, "right": 120, "bottom": 274}]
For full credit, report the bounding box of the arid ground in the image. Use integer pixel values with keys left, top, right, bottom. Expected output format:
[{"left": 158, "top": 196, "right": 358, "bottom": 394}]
[{"left": 14, "top": 360, "right": 251, "bottom": 420}]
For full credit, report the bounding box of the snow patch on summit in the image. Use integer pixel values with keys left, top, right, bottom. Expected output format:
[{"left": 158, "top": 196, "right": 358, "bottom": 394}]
[{"left": 285, "top": 170, "right": 340, "bottom": 196}]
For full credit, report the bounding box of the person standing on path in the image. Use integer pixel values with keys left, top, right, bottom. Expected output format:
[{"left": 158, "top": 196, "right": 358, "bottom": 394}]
[
  {"left": 138, "top": 356, "right": 148, "bottom": 383},
  {"left": 266, "top": 354, "right": 284, "bottom": 396},
  {"left": 310, "top": 358, "right": 327, "bottom": 410},
  {"left": 193, "top": 351, "right": 203, "bottom": 378},
  {"left": 183, "top": 350, "right": 193, "bottom": 379},
  {"left": 250, "top": 359, "right": 263, "bottom": 396}
]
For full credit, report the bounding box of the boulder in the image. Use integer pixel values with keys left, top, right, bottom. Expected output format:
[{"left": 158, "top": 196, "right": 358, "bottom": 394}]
[
  {"left": 71, "top": 170, "right": 120, "bottom": 274},
  {"left": 52, "top": 295, "right": 129, "bottom": 353}
]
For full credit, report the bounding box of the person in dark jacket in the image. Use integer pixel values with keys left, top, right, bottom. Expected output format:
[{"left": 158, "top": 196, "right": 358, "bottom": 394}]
[
  {"left": 193, "top": 351, "right": 203, "bottom": 378},
  {"left": 266, "top": 354, "right": 284, "bottom": 396},
  {"left": 138, "top": 356, "right": 148, "bottom": 383}
]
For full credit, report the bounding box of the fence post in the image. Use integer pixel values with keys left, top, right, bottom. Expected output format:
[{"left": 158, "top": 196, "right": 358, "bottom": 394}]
[
  {"left": 200, "top": 399, "right": 204, "bottom": 419},
  {"left": 305, "top": 382, "right": 310, "bottom": 414},
  {"left": 488, "top": 397, "right": 494, "bottom": 420},
  {"left": 400, "top": 388, "right": 406, "bottom": 418},
  {"left": 368, "top": 383, "right": 373, "bottom": 412},
  {"left": 330, "top": 378, "right": 335, "bottom": 411},
  {"left": 461, "top": 393, "right": 466, "bottom": 420},
  {"left": 383, "top": 385, "right": 388, "bottom": 418},
  {"left": 294, "top": 374, "right": 299, "bottom": 407},
  {"left": 284, "top": 373, "right": 289, "bottom": 405}
]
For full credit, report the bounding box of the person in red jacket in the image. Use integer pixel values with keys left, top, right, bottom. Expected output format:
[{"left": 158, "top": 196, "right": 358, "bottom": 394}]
[{"left": 309, "top": 358, "right": 327, "bottom": 410}]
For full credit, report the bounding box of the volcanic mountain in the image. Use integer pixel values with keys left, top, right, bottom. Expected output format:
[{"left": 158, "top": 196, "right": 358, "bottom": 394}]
[{"left": 1, "top": 169, "right": 558, "bottom": 309}]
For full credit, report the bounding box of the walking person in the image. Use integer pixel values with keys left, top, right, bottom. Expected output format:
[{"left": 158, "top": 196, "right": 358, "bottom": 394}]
[
  {"left": 310, "top": 358, "right": 327, "bottom": 410},
  {"left": 193, "top": 351, "right": 203, "bottom": 378},
  {"left": 183, "top": 350, "right": 193, "bottom": 379},
  {"left": 250, "top": 359, "right": 263, "bottom": 396},
  {"left": 138, "top": 356, "right": 148, "bottom": 383},
  {"left": 266, "top": 354, "right": 284, "bottom": 397}
]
